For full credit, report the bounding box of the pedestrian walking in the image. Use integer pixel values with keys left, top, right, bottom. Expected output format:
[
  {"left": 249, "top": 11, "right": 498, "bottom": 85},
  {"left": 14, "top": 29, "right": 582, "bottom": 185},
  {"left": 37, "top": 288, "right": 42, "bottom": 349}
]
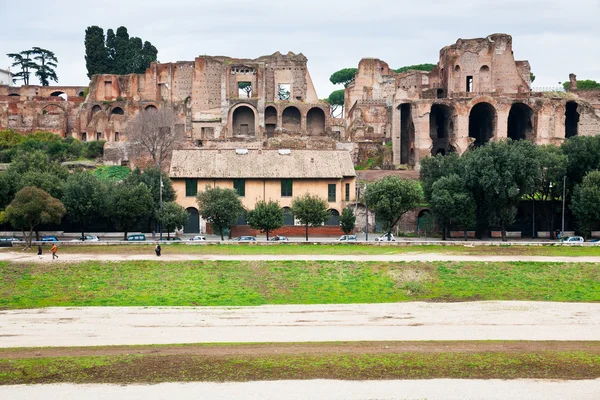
[
  {"left": 37, "top": 244, "right": 43, "bottom": 259},
  {"left": 155, "top": 244, "right": 161, "bottom": 257},
  {"left": 51, "top": 243, "right": 58, "bottom": 260}
]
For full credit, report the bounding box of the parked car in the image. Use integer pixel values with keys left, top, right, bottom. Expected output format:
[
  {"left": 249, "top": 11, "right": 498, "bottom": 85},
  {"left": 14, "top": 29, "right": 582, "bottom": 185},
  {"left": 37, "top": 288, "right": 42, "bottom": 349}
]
[
  {"left": 374, "top": 233, "right": 396, "bottom": 242},
  {"left": 162, "top": 237, "right": 182, "bottom": 241},
  {"left": 41, "top": 235, "right": 59, "bottom": 242},
  {"left": 0, "top": 236, "right": 21, "bottom": 242},
  {"left": 188, "top": 235, "right": 206, "bottom": 242},
  {"left": 561, "top": 236, "right": 584, "bottom": 243},
  {"left": 338, "top": 235, "right": 357, "bottom": 241},
  {"left": 126, "top": 234, "right": 146, "bottom": 241},
  {"left": 70, "top": 235, "right": 100, "bottom": 242},
  {"left": 236, "top": 236, "right": 256, "bottom": 242},
  {"left": 589, "top": 239, "right": 600, "bottom": 243},
  {"left": 269, "top": 236, "right": 289, "bottom": 242}
]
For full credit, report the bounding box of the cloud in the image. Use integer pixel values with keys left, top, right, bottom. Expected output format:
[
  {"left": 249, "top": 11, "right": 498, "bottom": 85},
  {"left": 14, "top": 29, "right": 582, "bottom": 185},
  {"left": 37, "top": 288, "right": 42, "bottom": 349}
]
[{"left": 1, "top": 0, "right": 598, "bottom": 95}]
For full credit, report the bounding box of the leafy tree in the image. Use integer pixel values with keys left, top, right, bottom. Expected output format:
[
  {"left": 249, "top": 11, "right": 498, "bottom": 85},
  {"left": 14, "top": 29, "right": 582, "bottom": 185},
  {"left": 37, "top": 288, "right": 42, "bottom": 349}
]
[
  {"left": 340, "top": 207, "right": 356, "bottom": 235},
  {"left": 125, "top": 167, "right": 175, "bottom": 218},
  {"left": 563, "top": 79, "right": 600, "bottom": 91},
  {"left": 571, "top": 171, "right": 600, "bottom": 238},
  {"left": 2, "top": 187, "right": 65, "bottom": 248},
  {"left": 291, "top": 194, "right": 330, "bottom": 241},
  {"left": 196, "top": 186, "right": 243, "bottom": 241},
  {"left": 62, "top": 171, "right": 106, "bottom": 240},
  {"left": 247, "top": 200, "right": 284, "bottom": 240},
  {"left": 327, "top": 89, "right": 345, "bottom": 118},
  {"left": 156, "top": 201, "right": 188, "bottom": 238},
  {"left": 31, "top": 47, "right": 58, "bottom": 86},
  {"left": 5, "top": 150, "right": 69, "bottom": 201},
  {"left": 84, "top": 26, "right": 109, "bottom": 78},
  {"left": 419, "top": 152, "right": 463, "bottom": 202},
  {"left": 562, "top": 135, "right": 600, "bottom": 189},
  {"left": 463, "top": 140, "right": 539, "bottom": 241},
  {"left": 329, "top": 68, "right": 358, "bottom": 87},
  {"left": 109, "top": 182, "right": 154, "bottom": 240},
  {"left": 530, "top": 72, "right": 535, "bottom": 83},
  {"left": 394, "top": 63, "right": 436, "bottom": 74},
  {"left": 430, "top": 174, "right": 476, "bottom": 240},
  {"left": 238, "top": 82, "right": 252, "bottom": 98},
  {"left": 364, "top": 176, "right": 423, "bottom": 239},
  {"left": 141, "top": 41, "right": 158, "bottom": 73},
  {"left": 6, "top": 50, "right": 36, "bottom": 85}
]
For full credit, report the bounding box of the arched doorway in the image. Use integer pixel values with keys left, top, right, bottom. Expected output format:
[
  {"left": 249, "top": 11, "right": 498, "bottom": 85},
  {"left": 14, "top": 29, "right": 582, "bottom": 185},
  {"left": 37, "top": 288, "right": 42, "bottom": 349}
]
[
  {"left": 417, "top": 209, "right": 433, "bottom": 232},
  {"left": 91, "top": 105, "right": 102, "bottom": 115},
  {"left": 453, "top": 65, "right": 461, "bottom": 92},
  {"left": 507, "top": 103, "right": 534, "bottom": 141},
  {"left": 429, "top": 104, "right": 454, "bottom": 155},
  {"left": 565, "top": 101, "right": 579, "bottom": 138},
  {"left": 232, "top": 106, "right": 255, "bottom": 137},
  {"left": 265, "top": 106, "right": 277, "bottom": 138},
  {"left": 110, "top": 107, "right": 124, "bottom": 116},
  {"left": 326, "top": 209, "right": 340, "bottom": 226},
  {"left": 399, "top": 103, "right": 415, "bottom": 165},
  {"left": 282, "top": 207, "right": 294, "bottom": 226},
  {"left": 50, "top": 91, "right": 67, "bottom": 100},
  {"left": 184, "top": 207, "right": 200, "bottom": 233},
  {"left": 282, "top": 106, "right": 301, "bottom": 131},
  {"left": 468, "top": 102, "right": 496, "bottom": 147},
  {"left": 145, "top": 105, "right": 158, "bottom": 112},
  {"left": 306, "top": 107, "right": 326, "bottom": 135}
]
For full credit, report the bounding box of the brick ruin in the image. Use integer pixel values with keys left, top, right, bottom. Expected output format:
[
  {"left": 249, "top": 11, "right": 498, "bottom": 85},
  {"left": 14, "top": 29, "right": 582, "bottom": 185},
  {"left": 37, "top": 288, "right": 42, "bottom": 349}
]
[{"left": 1, "top": 33, "right": 599, "bottom": 169}]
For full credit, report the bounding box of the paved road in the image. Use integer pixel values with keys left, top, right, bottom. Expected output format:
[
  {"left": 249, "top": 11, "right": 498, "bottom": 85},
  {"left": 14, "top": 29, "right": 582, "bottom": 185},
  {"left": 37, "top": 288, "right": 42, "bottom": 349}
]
[
  {"left": 3, "top": 379, "right": 600, "bottom": 400},
  {"left": 2, "top": 301, "right": 598, "bottom": 347},
  {"left": 2, "top": 251, "right": 600, "bottom": 263}
]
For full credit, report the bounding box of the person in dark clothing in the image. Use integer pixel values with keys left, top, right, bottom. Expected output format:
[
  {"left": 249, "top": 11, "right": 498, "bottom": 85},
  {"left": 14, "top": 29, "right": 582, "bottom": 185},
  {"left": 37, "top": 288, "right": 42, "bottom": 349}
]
[
  {"left": 155, "top": 244, "right": 161, "bottom": 257},
  {"left": 37, "top": 245, "right": 43, "bottom": 259}
]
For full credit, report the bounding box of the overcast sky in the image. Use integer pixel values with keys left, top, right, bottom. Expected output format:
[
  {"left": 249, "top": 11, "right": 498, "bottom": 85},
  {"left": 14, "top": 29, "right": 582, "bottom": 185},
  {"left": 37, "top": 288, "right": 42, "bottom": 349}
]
[{"left": 1, "top": 0, "right": 599, "bottom": 97}]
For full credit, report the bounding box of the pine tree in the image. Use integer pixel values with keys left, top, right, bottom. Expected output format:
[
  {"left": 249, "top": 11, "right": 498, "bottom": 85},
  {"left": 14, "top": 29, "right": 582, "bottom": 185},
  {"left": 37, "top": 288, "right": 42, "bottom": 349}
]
[
  {"left": 32, "top": 47, "right": 58, "bottom": 86},
  {"left": 84, "top": 26, "right": 108, "bottom": 78}
]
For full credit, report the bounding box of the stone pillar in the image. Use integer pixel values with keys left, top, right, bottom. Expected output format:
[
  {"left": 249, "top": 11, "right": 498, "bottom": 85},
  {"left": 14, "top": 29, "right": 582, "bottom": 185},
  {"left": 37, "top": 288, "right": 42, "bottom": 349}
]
[{"left": 569, "top": 73, "right": 577, "bottom": 91}]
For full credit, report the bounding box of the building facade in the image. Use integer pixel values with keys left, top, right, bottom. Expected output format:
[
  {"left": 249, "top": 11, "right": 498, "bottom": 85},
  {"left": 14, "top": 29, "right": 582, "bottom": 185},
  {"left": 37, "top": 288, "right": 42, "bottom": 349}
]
[{"left": 0, "top": 69, "right": 13, "bottom": 86}]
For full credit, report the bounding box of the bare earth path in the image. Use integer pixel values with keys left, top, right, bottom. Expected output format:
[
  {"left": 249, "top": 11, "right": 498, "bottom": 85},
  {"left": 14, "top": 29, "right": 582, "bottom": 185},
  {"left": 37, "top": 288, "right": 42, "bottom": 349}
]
[
  {"left": 1, "top": 301, "right": 599, "bottom": 348},
  {"left": 3, "top": 379, "right": 600, "bottom": 400},
  {"left": 2, "top": 251, "right": 600, "bottom": 263}
]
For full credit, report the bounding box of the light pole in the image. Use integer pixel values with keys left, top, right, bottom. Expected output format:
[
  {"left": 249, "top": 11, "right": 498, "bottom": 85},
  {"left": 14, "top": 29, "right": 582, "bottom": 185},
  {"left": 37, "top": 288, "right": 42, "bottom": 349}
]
[
  {"left": 159, "top": 168, "right": 164, "bottom": 240},
  {"left": 561, "top": 175, "right": 566, "bottom": 239}
]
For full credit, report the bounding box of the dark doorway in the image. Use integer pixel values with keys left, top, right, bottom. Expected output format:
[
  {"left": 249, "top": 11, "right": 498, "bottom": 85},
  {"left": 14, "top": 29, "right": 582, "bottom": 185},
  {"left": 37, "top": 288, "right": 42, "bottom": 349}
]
[
  {"left": 507, "top": 103, "right": 534, "bottom": 141},
  {"left": 282, "top": 106, "right": 301, "bottom": 131},
  {"left": 468, "top": 102, "right": 496, "bottom": 147},
  {"left": 307, "top": 107, "right": 326, "bottom": 135},
  {"left": 232, "top": 106, "right": 255, "bottom": 136},
  {"left": 400, "top": 103, "right": 415, "bottom": 165},
  {"left": 283, "top": 207, "right": 294, "bottom": 226},
  {"left": 466, "top": 76, "right": 473, "bottom": 92},
  {"left": 429, "top": 104, "right": 454, "bottom": 155},
  {"left": 184, "top": 207, "right": 200, "bottom": 233},
  {"left": 565, "top": 101, "right": 579, "bottom": 138},
  {"left": 326, "top": 209, "right": 340, "bottom": 226},
  {"left": 265, "top": 106, "right": 277, "bottom": 138}
]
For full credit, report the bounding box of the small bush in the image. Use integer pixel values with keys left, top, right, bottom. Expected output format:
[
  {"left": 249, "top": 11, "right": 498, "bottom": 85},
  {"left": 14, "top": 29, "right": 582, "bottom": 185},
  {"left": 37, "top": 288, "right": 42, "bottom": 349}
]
[{"left": 85, "top": 140, "right": 106, "bottom": 159}]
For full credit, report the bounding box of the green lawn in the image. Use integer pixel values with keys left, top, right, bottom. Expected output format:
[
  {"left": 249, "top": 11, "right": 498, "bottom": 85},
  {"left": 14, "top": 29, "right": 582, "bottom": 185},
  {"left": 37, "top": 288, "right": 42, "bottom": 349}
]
[
  {"left": 2, "top": 350, "right": 599, "bottom": 383},
  {"left": 19, "top": 243, "right": 600, "bottom": 256},
  {"left": 1, "top": 260, "right": 599, "bottom": 309}
]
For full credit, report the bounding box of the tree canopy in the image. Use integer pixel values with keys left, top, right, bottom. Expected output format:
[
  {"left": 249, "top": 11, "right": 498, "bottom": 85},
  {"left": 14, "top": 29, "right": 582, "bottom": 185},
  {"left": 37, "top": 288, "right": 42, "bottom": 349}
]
[
  {"left": 564, "top": 79, "right": 600, "bottom": 91},
  {"left": 196, "top": 186, "right": 243, "bottom": 240},
  {"left": 6, "top": 50, "right": 36, "bottom": 85},
  {"left": 62, "top": 171, "right": 106, "bottom": 239},
  {"left": 571, "top": 171, "right": 600, "bottom": 237},
  {"left": 291, "top": 194, "right": 330, "bottom": 241},
  {"left": 7, "top": 48, "right": 58, "bottom": 86},
  {"left": 157, "top": 201, "right": 188, "bottom": 238},
  {"left": 247, "top": 200, "right": 284, "bottom": 240},
  {"left": 340, "top": 207, "right": 356, "bottom": 235},
  {"left": 329, "top": 68, "right": 358, "bottom": 87},
  {"left": 394, "top": 64, "right": 436, "bottom": 74},
  {"left": 109, "top": 183, "right": 154, "bottom": 240},
  {"left": 326, "top": 89, "right": 345, "bottom": 118},
  {"left": 430, "top": 174, "right": 475, "bottom": 240}
]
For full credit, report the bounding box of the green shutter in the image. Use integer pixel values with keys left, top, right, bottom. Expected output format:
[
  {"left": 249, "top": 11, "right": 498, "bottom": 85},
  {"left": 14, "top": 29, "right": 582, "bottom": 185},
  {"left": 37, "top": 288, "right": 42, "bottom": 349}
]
[
  {"left": 345, "top": 183, "right": 350, "bottom": 201},
  {"left": 328, "top": 184, "right": 336, "bottom": 202},
  {"left": 186, "top": 179, "right": 198, "bottom": 197},
  {"left": 281, "top": 179, "right": 292, "bottom": 197},
  {"left": 234, "top": 179, "right": 245, "bottom": 197}
]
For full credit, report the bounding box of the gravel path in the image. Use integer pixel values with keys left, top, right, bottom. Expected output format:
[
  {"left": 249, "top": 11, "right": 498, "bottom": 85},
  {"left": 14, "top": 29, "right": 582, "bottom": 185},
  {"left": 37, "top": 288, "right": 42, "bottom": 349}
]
[
  {"left": 2, "top": 251, "right": 600, "bottom": 263},
  {"left": 3, "top": 379, "right": 600, "bottom": 400},
  {"left": 2, "top": 301, "right": 598, "bottom": 347}
]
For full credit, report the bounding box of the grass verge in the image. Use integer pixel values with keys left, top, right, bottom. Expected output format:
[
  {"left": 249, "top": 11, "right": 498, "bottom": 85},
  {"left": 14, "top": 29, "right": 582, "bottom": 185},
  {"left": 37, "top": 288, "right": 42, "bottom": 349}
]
[{"left": 1, "top": 260, "right": 599, "bottom": 309}]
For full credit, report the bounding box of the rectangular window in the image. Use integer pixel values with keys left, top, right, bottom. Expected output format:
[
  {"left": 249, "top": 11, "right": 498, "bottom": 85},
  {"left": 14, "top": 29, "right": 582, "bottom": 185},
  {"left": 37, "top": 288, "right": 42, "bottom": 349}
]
[
  {"left": 96, "top": 132, "right": 102, "bottom": 141},
  {"left": 277, "top": 83, "right": 291, "bottom": 100},
  {"left": 345, "top": 183, "right": 350, "bottom": 202},
  {"left": 185, "top": 178, "right": 198, "bottom": 197},
  {"left": 114, "top": 132, "right": 119, "bottom": 142},
  {"left": 81, "top": 132, "right": 87, "bottom": 142},
  {"left": 466, "top": 76, "right": 473, "bottom": 92},
  {"left": 233, "top": 179, "right": 245, "bottom": 197},
  {"left": 281, "top": 179, "right": 293, "bottom": 197},
  {"left": 328, "top": 184, "right": 336, "bottom": 202}
]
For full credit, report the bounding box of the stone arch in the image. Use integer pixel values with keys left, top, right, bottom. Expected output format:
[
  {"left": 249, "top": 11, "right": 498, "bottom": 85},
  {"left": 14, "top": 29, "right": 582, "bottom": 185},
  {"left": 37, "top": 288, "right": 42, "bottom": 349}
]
[
  {"left": 78, "top": 91, "right": 85, "bottom": 97},
  {"left": 306, "top": 107, "right": 326, "bottom": 135},
  {"left": 42, "top": 103, "right": 67, "bottom": 114},
  {"left": 417, "top": 209, "right": 432, "bottom": 232},
  {"left": 507, "top": 103, "right": 534, "bottom": 141},
  {"left": 91, "top": 105, "right": 102, "bottom": 115},
  {"left": 7, "top": 93, "right": 19, "bottom": 97},
  {"left": 325, "top": 209, "right": 340, "bottom": 226},
  {"left": 50, "top": 91, "right": 67, "bottom": 99},
  {"left": 110, "top": 107, "right": 124, "bottom": 116},
  {"left": 184, "top": 207, "right": 200, "bottom": 234},
  {"left": 479, "top": 65, "right": 491, "bottom": 92},
  {"left": 231, "top": 105, "right": 256, "bottom": 137},
  {"left": 429, "top": 103, "right": 455, "bottom": 155},
  {"left": 282, "top": 106, "right": 301, "bottom": 131},
  {"left": 265, "top": 106, "right": 277, "bottom": 138},
  {"left": 468, "top": 102, "right": 496, "bottom": 147},
  {"left": 145, "top": 105, "right": 158, "bottom": 112},
  {"left": 282, "top": 207, "right": 294, "bottom": 226},
  {"left": 565, "top": 101, "right": 579, "bottom": 138}
]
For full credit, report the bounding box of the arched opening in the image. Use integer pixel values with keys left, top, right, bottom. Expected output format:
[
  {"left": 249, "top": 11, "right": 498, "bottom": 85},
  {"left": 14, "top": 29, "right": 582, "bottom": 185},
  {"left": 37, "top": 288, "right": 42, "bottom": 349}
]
[
  {"left": 453, "top": 65, "right": 461, "bottom": 92},
  {"left": 50, "top": 91, "right": 66, "bottom": 98},
  {"left": 306, "top": 107, "right": 326, "bottom": 135},
  {"left": 399, "top": 103, "right": 415, "bottom": 165},
  {"left": 429, "top": 104, "right": 454, "bottom": 155},
  {"left": 78, "top": 91, "right": 85, "bottom": 97},
  {"left": 468, "top": 102, "right": 496, "bottom": 147},
  {"left": 110, "top": 107, "right": 124, "bottom": 116},
  {"left": 236, "top": 210, "right": 248, "bottom": 226},
  {"left": 91, "top": 105, "right": 102, "bottom": 115},
  {"left": 282, "top": 106, "right": 301, "bottom": 132},
  {"left": 479, "top": 65, "right": 491, "bottom": 92},
  {"left": 265, "top": 106, "right": 277, "bottom": 138},
  {"left": 7, "top": 93, "right": 19, "bottom": 97},
  {"left": 565, "top": 101, "right": 579, "bottom": 138},
  {"left": 232, "top": 106, "right": 256, "bottom": 137},
  {"left": 145, "top": 105, "right": 158, "bottom": 112},
  {"left": 282, "top": 207, "right": 294, "bottom": 226},
  {"left": 325, "top": 209, "right": 340, "bottom": 226},
  {"left": 507, "top": 103, "right": 534, "bottom": 141},
  {"left": 184, "top": 207, "right": 200, "bottom": 233},
  {"left": 417, "top": 209, "right": 432, "bottom": 232}
]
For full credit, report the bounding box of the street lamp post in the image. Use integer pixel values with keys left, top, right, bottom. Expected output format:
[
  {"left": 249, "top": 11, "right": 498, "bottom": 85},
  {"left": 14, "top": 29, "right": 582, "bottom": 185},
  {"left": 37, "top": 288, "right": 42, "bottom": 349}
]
[
  {"left": 561, "top": 175, "right": 566, "bottom": 239},
  {"left": 159, "top": 169, "right": 164, "bottom": 240}
]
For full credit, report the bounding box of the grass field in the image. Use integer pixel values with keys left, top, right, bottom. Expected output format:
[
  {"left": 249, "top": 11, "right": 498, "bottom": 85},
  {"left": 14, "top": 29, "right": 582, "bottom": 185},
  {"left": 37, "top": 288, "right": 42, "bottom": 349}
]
[
  {"left": 2, "top": 345, "right": 599, "bottom": 383},
  {"left": 20, "top": 243, "right": 600, "bottom": 257},
  {"left": 1, "top": 260, "right": 599, "bottom": 309}
]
